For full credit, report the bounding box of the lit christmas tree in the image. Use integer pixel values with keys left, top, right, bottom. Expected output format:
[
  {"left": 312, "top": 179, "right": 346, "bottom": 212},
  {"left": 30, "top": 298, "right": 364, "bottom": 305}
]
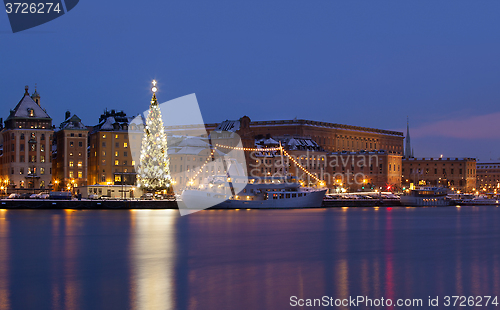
[{"left": 137, "top": 80, "right": 171, "bottom": 191}]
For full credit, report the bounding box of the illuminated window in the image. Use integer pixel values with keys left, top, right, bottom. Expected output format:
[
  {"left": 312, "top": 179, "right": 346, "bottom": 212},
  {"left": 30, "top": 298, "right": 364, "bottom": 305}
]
[
  {"left": 40, "top": 168, "right": 45, "bottom": 175},
  {"left": 115, "top": 175, "right": 121, "bottom": 182},
  {"left": 77, "top": 161, "right": 82, "bottom": 167},
  {"left": 69, "top": 171, "right": 74, "bottom": 178},
  {"left": 70, "top": 141, "right": 74, "bottom": 147},
  {"left": 69, "top": 161, "right": 74, "bottom": 167},
  {"left": 40, "top": 156, "right": 45, "bottom": 163},
  {"left": 115, "top": 151, "right": 119, "bottom": 157},
  {"left": 41, "top": 145, "right": 44, "bottom": 152},
  {"left": 131, "top": 160, "right": 135, "bottom": 166},
  {"left": 115, "top": 134, "right": 119, "bottom": 139},
  {"left": 114, "top": 160, "right": 119, "bottom": 166},
  {"left": 70, "top": 152, "right": 73, "bottom": 156},
  {"left": 78, "top": 152, "right": 82, "bottom": 156},
  {"left": 78, "top": 171, "right": 82, "bottom": 178},
  {"left": 102, "top": 134, "right": 106, "bottom": 139},
  {"left": 102, "top": 160, "right": 106, "bottom": 165},
  {"left": 124, "top": 142, "right": 128, "bottom": 148}
]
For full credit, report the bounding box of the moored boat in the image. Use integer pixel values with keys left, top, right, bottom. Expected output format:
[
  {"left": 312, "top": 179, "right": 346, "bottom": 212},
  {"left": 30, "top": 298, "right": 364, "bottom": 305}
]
[{"left": 400, "top": 187, "right": 450, "bottom": 206}]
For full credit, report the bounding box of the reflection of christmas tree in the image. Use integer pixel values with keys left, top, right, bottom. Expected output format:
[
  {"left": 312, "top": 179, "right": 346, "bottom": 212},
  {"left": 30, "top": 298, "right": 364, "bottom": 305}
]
[{"left": 137, "top": 80, "right": 170, "bottom": 191}]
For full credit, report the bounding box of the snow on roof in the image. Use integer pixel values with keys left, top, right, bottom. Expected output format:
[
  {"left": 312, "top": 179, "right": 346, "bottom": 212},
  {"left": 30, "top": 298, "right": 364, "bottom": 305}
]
[
  {"left": 215, "top": 120, "right": 240, "bottom": 132},
  {"left": 100, "top": 117, "right": 116, "bottom": 130},
  {"left": 175, "top": 147, "right": 210, "bottom": 155},
  {"left": 177, "top": 137, "right": 209, "bottom": 147},
  {"left": 8, "top": 94, "right": 50, "bottom": 119}
]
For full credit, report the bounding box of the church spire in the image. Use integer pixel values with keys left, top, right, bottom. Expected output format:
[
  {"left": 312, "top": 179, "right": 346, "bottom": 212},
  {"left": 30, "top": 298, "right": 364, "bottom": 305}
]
[{"left": 405, "top": 117, "right": 412, "bottom": 159}]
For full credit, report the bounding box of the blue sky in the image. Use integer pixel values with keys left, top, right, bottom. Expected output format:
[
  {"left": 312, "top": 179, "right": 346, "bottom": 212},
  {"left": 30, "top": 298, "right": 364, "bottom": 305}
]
[{"left": 1, "top": 1, "right": 500, "bottom": 160}]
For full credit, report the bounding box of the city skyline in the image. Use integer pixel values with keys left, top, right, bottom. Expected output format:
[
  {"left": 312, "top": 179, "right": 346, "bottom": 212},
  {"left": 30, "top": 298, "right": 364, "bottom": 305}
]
[{"left": 2, "top": 1, "right": 500, "bottom": 159}]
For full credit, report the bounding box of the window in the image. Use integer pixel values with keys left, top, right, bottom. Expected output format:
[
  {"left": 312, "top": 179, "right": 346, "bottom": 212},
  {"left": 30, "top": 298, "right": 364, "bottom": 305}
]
[
  {"left": 115, "top": 142, "right": 119, "bottom": 148},
  {"left": 115, "top": 160, "right": 119, "bottom": 166},
  {"left": 102, "top": 134, "right": 106, "bottom": 139},
  {"left": 11, "top": 133, "right": 14, "bottom": 139},
  {"left": 40, "top": 156, "right": 45, "bottom": 163},
  {"left": 102, "top": 160, "right": 106, "bottom": 165},
  {"left": 41, "top": 134, "right": 45, "bottom": 140},
  {"left": 102, "top": 151, "right": 106, "bottom": 156},
  {"left": 70, "top": 133, "right": 74, "bottom": 137},
  {"left": 115, "top": 175, "right": 121, "bottom": 182},
  {"left": 40, "top": 144, "right": 44, "bottom": 152},
  {"left": 124, "top": 151, "right": 128, "bottom": 157},
  {"left": 69, "top": 171, "right": 74, "bottom": 178},
  {"left": 131, "top": 160, "right": 135, "bottom": 166},
  {"left": 30, "top": 144, "right": 36, "bottom": 151},
  {"left": 124, "top": 142, "right": 128, "bottom": 148},
  {"left": 78, "top": 171, "right": 82, "bottom": 178},
  {"left": 115, "top": 151, "right": 119, "bottom": 157},
  {"left": 11, "top": 168, "right": 14, "bottom": 175},
  {"left": 20, "top": 155, "right": 24, "bottom": 162},
  {"left": 30, "top": 156, "right": 36, "bottom": 163},
  {"left": 78, "top": 133, "right": 82, "bottom": 137},
  {"left": 102, "top": 142, "right": 106, "bottom": 147},
  {"left": 77, "top": 161, "right": 82, "bottom": 167},
  {"left": 20, "top": 167, "right": 24, "bottom": 174},
  {"left": 70, "top": 141, "right": 74, "bottom": 147},
  {"left": 40, "top": 167, "right": 45, "bottom": 175},
  {"left": 20, "top": 133, "right": 24, "bottom": 140},
  {"left": 115, "top": 134, "right": 119, "bottom": 139},
  {"left": 69, "top": 152, "right": 73, "bottom": 156},
  {"left": 78, "top": 152, "right": 82, "bottom": 156},
  {"left": 69, "top": 161, "right": 74, "bottom": 167},
  {"left": 28, "top": 108, "right": 34, "bottom": 117}
]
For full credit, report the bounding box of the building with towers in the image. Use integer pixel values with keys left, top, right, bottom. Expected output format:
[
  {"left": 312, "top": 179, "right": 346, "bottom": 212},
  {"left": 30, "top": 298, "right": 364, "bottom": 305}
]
[{"left": 0, "top": 86, "right": 53, "bottom": 192}]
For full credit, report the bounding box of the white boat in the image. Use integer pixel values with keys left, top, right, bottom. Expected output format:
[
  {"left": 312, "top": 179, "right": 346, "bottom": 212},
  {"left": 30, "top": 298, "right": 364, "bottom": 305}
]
[
  {"left": 456, "top": 197, "right": 500, "bottom": 206},
  {"left": 400, "top": 187, "right": 450, "bottom": 206},
  {"left": 180, "top": 176, "right": 327, "bottom": 209}
]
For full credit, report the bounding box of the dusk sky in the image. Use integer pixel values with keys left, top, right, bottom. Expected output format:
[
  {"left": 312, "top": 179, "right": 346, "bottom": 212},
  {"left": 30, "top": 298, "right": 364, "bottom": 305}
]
[{"left": 1, "top": 1, "right": 500, "bottom": 160}]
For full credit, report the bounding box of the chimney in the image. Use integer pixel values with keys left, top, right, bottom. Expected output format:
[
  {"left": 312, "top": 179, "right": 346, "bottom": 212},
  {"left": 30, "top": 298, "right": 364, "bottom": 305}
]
[
  {"left": 65, "top": 111, "right": 71, "bottom": 120},
  {"left": 24, "top": 85, "right": 29, "bottom": 96}
]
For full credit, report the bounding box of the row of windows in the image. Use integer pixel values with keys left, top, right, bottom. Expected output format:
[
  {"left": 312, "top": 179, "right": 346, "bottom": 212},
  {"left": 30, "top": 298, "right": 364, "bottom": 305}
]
[
  {"left": 100, "top": 142, "right": 128, "bottom": 148},
  {"left": 8, "top": 144, "right": 46, "bottom": 152},
  {"left": 404, "top": 168, "right": 474, "bottom": 175},
  {"left": 9, "top": 132, "right": 49, "bottom": 140},
  {"left": 10, "top": 155, "right": 47, "bottom": 163},
  {"left": 11, "top": 167, "right": 51, "bottom": 175}
]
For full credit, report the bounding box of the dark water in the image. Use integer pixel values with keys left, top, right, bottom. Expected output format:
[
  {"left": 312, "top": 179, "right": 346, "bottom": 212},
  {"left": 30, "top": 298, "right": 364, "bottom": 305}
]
[{"left": 0, "top": 206, "right": 499, "bottom": 309}]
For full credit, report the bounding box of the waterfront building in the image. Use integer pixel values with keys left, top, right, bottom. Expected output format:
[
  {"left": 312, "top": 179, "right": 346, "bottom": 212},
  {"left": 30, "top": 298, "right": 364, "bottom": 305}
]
[
  {"left": 248, "top": 135, "right": 402, "bottom": 191},
  {"left": 51, "top": 111, "right": 89, "bottom": 192},
  {"left": 88, "top": 110, "right": 138, "bottom": 186},
  {"left": 476, "top": 162, "right": 500, "bottom": 193},
  {"left": 168, "top": 116, "right": 405, "bottom": 154},
  {"left": 402, "top": 157, "right": 476, "bottom": 192},
  {"left": 0, "top": 86, "right": 53, "bottom": 192}
]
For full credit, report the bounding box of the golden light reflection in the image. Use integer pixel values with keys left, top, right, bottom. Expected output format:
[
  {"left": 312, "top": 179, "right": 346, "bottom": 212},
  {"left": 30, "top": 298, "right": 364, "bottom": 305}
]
[
  {"left": 0, "top": 211, "right": 9, "bottom": 310},
  {"left": 130, "top": 210, "right": 176, "bottom": 310}
]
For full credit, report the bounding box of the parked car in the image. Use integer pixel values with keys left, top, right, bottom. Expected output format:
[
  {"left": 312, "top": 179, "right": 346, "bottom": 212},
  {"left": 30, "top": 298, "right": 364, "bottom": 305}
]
[
  {"left": 37, "top": 193, "right": 50, "bottom": 199},
  {"left": 29, "top": 194, "right": 39, "bottom": 199},
  {"left": 7, "top": 193, "right": 20, "bottom": 199}
]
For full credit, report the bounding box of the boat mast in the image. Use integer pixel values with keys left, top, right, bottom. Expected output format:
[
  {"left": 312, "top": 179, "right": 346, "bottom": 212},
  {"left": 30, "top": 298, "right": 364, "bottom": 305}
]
[{"left": 280, "top": 141, "right": 286, "bottom": 177}]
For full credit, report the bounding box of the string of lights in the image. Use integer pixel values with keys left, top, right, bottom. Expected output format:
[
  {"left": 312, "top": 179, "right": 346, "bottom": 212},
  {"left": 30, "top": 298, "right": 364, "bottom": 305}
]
[
  {"left": 212, "top": 143, "right": 324, "bottom": 185},
  {"left": 188, "top": 148, "right": 217, "bottom": 184}
]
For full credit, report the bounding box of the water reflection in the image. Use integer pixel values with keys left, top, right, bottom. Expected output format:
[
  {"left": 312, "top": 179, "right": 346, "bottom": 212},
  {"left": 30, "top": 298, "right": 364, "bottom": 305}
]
[
  {"left": 130, "top": 210, "right": 177, "bottom": 310},
  {"left": 0, "top": 210, "right": 9, "bottom": 310},
  {"left": 0, "top": 208, "right": 495, "bottom": 309}
]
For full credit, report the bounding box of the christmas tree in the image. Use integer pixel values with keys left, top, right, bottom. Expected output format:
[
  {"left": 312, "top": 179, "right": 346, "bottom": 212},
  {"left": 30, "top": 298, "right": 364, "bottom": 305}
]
[{"left": 137, "top": 80, "right": 171, "bottom": 191}]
